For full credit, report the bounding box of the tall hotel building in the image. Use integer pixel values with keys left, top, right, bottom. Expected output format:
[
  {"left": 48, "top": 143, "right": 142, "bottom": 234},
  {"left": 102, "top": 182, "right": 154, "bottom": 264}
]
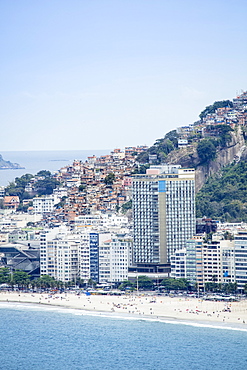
[{"left": 132, "top": 165, "right": 195, "bottom": 270}]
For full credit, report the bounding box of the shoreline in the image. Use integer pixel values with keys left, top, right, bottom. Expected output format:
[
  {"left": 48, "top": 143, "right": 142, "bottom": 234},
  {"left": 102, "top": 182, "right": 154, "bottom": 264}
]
[{"left": 1, "top": 291, "right": 247, "bottom": 331}]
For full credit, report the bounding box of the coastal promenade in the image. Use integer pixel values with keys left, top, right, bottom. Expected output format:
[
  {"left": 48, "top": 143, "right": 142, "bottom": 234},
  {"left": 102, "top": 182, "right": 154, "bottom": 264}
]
[{"left": 1, "top": 291, "right": 247, "bottom": 329}]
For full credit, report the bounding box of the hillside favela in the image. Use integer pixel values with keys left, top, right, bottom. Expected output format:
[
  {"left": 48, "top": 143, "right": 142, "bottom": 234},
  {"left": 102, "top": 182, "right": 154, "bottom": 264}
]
[{"left": 2, "top": 91, "right": 247, "bottom": 329}]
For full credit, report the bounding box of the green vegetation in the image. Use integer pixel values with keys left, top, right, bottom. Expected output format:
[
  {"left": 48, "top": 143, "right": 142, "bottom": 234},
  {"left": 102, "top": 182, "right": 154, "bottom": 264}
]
[
  {"left": 87, "top": 278, "right": 97, "bottom": 288},
  {"left": 136, "top": 130, "right": 178, "bottom": 164},
  {"left": 137, "top": 275, "right": 154, "bottom": 290},
  {"left": 160, "top": 278, "right": 191, "bottom": 291},
  {"left": 34, "top": 275, "right": 62, "bottom": 289},
  {"left": 242, "top": 126, "right": 247, "bottom": 141},
  {"left": 204, "top": 282, "right": 237, "bottom": 293},
  {"left": 78, "top": 184, "right": 86, "bottom": 192},
  {"left": 196, "top": 160, "right": 247, "bottom": 222},
  {"left": 205, "top": 124, "right": 233, "bottom": 148},
  {"left": 5, "top": 174, "right": 33, "bottom": 199},
  {"left": 132, "top": 164, "right": 150, "bottom": 174},
  {"left": 121, "top": 200, "right": 132, "bottom": 213},
  {"left": 197, "top": 139, "right": 217, "bottom": 164},
  {"left": 104, "top": 172, "right": 116, "bottom": 185},
  {"left": 17, "top": 200, "right": 33, "bottom": 212},
  {"left": 0, "top": 268, "right": 30, "bottom": 288},
  {"left": 137, "top": 123, "right": 233, "bottom": 167},
  {"left": 197, "top": 125, "right": 233, "bottom": 165},
  {"left": 118, "top": 280, "right": 134, "bottom": 291},
  {"left": 0, "top": 269, "right": 85, "bottom": 290},
  {"left": 199, "top": 100, "right": 233, "bottom": 120},
  {"left": 34, "top": 176, "right": 60, "bottom": 196},
  {"left": 119, "top": 276, "right": 154, "bottom": 290},
  {"left": 0, "top": 267, "right": 11, "bottom": 284},
  {"left": 5, "top": 172, "right": 61, "bottom": 208},
  {"left": 12, "top": 270, "right": 31, "bottom": 288},
  {"left": 37, "top": 170, "right": 52, "bottom": 178}
]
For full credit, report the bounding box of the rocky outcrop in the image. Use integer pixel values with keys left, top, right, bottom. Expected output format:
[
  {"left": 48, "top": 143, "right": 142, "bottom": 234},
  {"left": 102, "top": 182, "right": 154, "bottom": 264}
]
[
  {"left": 0, "top": 154, "right": 24, "bottom": 170},
  {"left": 166, "top": 125, "right": 246, "bottom": 192}
]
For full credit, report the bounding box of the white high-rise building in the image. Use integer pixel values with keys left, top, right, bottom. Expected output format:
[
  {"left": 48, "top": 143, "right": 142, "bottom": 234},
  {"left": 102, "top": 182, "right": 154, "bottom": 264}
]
[
  {"left": 99, "top": 235, "right": 132, "bottom": 283},
  {"left": 234, "top": 232, "right": 247, "bottom": 291},
  {"left": 40, "top": 227, "right": 110, "bottom": 283},
  {"left": 132, "top": 165, "right": 195, "bottom": 266},
  {"left": 33, "top": 195, "right": 59, "bottom": 214}
]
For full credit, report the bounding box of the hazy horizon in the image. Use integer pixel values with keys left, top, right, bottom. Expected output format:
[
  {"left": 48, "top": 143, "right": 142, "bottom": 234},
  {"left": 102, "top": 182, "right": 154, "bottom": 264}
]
[{"left": 1, "top": 0, "right": 247, "bottom": 151}]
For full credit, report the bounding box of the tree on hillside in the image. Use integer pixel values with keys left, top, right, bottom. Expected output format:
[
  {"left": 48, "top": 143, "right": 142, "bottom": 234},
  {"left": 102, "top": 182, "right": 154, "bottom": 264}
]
[
  {"left": 206, "top": 124, "right": 233, "bottom": 148},
  {"left": 104, "top": 173, "right": 115, "bottom": 185},
  {"left": 34, "top": 177, "right": 60, "bottom": 195},
  {"left": 197, "top": 139, "right": 217, "bottom": 164},
  {"left": 199, "top": 100, "right": 233, "bottom": 120},
  {"left": 136, "top": 130, "right": 178, "bottom": 164},
  {"left": 5, "top": 174, "right": 33, "bottom": 199},
  {"left": 164, "top": 129, "right": 179, "bottom": 146},
  {"left": 196, "top": 161, "right": 247, "bottom": 222},
  {"left": 132, "top": 164, "right": 150, "bottom": 174},
  {"left": 37, "top": 170, "right": 52, "bottom": 178},
  {"left": 122, "top": 200, "right": 132, "bottom": 213}
]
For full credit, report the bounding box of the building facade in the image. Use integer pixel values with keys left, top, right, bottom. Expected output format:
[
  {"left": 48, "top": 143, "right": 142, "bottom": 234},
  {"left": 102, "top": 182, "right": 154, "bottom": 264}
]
[
  {"left": 234, "top": 232, "right": 247, "bottom": 291},
  {"left": 195, "top": 239, "right": 235, "bottom": 290},
  {"left": 170, "top": 238, "right": 199, "bottom": 285},
  {"left": 99, "top": 235, "right": 132, "bottom": 283},
  {"left": 40, "top": 228, "right": 111, "bottom": 283},
  {"left": 132, "top": 165, "right": 195, "bottom": 266},
  {"left": 33, "top": 195, "right": 59, "bottom": 214}
]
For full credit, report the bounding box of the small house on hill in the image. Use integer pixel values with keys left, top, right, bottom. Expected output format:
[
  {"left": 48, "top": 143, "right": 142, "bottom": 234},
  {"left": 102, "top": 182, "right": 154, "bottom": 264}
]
[{"left": 3, "top": 196, "right": 20, "bottom": 210}]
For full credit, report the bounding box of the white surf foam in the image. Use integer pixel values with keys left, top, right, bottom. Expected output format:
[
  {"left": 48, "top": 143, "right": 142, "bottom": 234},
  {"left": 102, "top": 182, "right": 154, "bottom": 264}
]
[{"left": 1, "top": 301, "right": 247, "bottom": 333}]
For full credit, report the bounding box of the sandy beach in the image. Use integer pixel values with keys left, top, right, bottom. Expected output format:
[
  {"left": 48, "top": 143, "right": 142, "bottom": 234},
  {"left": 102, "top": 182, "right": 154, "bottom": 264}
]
[{"left": 1, "top": 291, "right": 247, "bottom": 330}]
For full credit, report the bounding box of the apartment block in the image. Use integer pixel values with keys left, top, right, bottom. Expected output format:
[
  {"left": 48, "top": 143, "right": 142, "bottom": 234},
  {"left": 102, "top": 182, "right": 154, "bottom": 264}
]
[
  {"left": 99, "top": 235, "right": 132, "bottom": 283},
  {"left": 196, "top": 240, "right": 235, "bottom": 290},
  {"left": 132, "top": 165, "right": 195, "bottom": 267},
  {"left": 234, "top": 232, "right": 247, "bottom": 291},
  {"left": 40, "top": 228, "right": 111, "bottom": 283},
  {"left": 170, "top": 238, "right": 199, "bottom": 285},
  {"left": 33, "top": 195, "right": 59, "bottom": 214}
]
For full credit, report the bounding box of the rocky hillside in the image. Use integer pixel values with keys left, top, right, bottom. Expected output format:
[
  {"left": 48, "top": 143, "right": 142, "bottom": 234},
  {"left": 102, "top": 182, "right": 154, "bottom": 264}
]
[
  {"left": 165, "top": 125, "right": 246, "bottom": 192},
  {"left": 136, "top": 92, "right": 247, "bottom": 193},
  {"left": 0, "top": 154, "right": 23, "bottom": 169}
]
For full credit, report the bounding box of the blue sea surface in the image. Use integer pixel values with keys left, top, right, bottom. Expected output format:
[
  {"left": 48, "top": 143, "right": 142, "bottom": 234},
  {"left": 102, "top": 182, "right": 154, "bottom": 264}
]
[
  {"left": 0, "top": 149, "right": 110, "bottom": 186},
  {"left": 0, "top": 303, "right": 247, "bottom": 370}
]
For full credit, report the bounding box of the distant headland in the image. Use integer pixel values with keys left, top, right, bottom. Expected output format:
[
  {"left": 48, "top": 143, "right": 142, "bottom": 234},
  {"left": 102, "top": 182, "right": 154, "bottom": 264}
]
[{"left": 0, "top": 154, "right": 24, "bottom": 170}]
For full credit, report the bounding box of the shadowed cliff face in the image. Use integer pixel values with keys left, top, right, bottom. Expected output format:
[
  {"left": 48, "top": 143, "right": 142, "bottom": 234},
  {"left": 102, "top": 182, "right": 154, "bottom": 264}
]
[{"left": 166, "top": 126, "right": 246, "bottom": 193}]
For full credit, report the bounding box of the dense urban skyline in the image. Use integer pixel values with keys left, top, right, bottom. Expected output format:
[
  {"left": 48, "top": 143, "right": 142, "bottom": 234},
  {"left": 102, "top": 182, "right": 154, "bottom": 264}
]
[{"left": 1, "top": 0, "right": 247, "bottom": 151}]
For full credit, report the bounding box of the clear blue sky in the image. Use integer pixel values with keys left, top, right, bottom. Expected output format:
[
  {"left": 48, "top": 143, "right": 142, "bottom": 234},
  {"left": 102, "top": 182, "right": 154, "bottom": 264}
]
[{"left": 1, "top": 0, "right": 247, "bottom": 151}]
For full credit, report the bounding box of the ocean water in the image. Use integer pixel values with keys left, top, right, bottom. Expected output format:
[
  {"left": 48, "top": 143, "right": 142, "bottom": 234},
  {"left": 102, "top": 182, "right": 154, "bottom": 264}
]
[
  {"left": 0, "top": 303, "right": 247, "bottom": 370},
  {"left": 0, "top": 150, "right": 110, "bottom": 186}
]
